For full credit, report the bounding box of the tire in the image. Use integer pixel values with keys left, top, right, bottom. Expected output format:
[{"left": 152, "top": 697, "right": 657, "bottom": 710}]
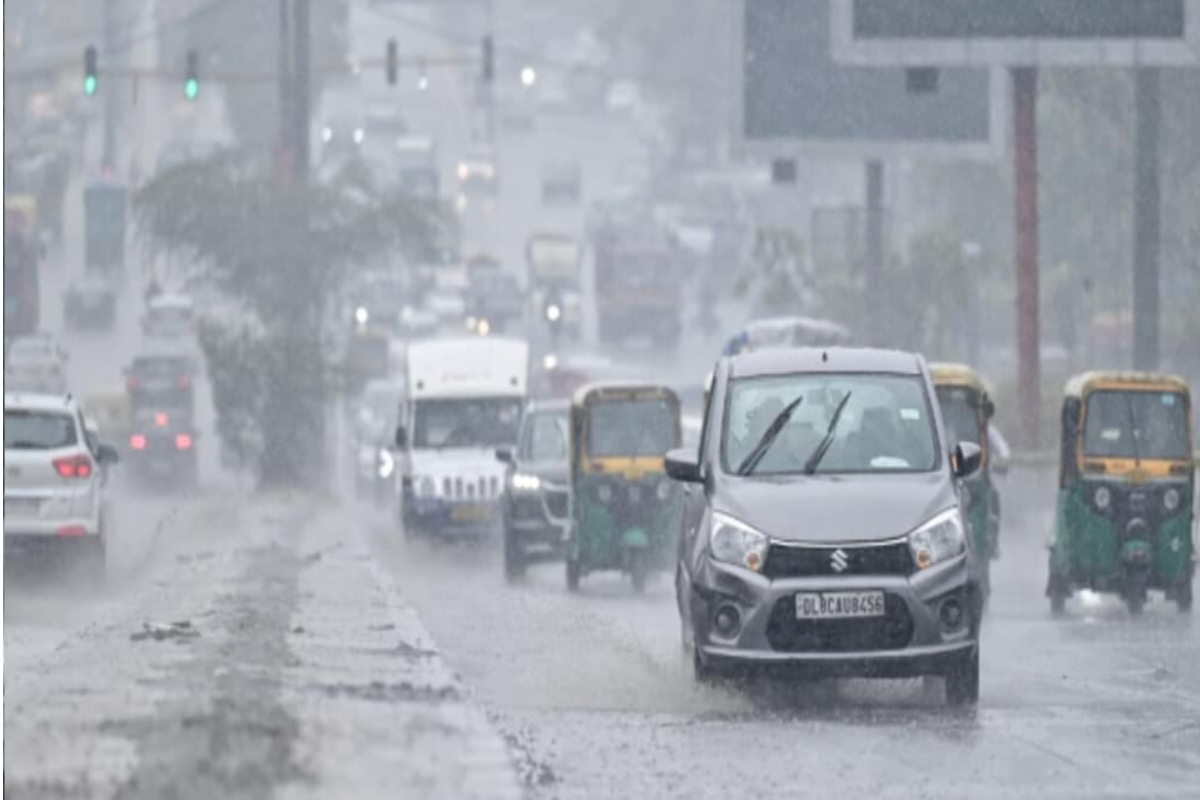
[
  {"left": 629, "top": 551, "right": 649, "bottom": 594},
  {"left": 1177, "top": 580, "right": 1193, "bottom": 613},
  {"left": 1125, "top": 573, "right": 1148, "bottom": 616},
  {"left": 565, "top": 557, "right": 581, "bottom": 592},
  {"left": 1047, "top": 571, "right": 1069, "bottom": 617},
  {"left": 945, "top": 646, "right": 980, "bottom": 708},
  {"left": 503, "top": 527, "right": 525, "bottom": 583}
]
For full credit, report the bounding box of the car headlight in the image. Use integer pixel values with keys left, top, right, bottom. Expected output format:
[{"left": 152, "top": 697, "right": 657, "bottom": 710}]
[
  {"left": 1164, "top": 487, "right": 1181, "bottom": 512},
  {"left": 1094, "top": 486, "right": 1112, "bottom": 511},
  {"left": 511, "top": 473, "right": 541, "bottom": 492},
  {"left": 908, "top": 508, "right": 966, "bottom": 570},
  {"left": 709, "top": 512, "right": 767, "bottom": 573}
]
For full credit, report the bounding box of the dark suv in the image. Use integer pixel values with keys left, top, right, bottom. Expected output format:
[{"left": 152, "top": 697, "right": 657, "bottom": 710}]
[
  {"left": 667, "top": 348, "right": 984, "bottom": 706},
  {"left": 497, "top": 400, "right": 570, "bottom": 581}
]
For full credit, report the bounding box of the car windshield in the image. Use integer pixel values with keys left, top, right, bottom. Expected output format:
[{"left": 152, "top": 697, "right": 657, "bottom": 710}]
[
  {"left": 520, "top": 410, "right": 569, "bottom": 462},
  {"left": 587, "top": 397, "right": 678, "bottom": 458},
  {"left": 936, "top": 386, "right": 984, "bottom": 446},
  {"left": 412, "top": 397, "right": 522, "bottom": 449},
  {"left": 4, "top": 409, "right": 77, "bottom": 449},
  {"left": 723, "top": 373, "right": 939, "bottom": 475},
  {"left": 1083, "top": 390, "right": 1190, "bottom": 460},
  {"left": 132, "top": 356, "right": 191, "bottom": 379}
]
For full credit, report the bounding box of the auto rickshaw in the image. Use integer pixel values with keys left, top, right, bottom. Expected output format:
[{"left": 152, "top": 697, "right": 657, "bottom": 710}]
[
  {"left": 930, "top": 364, "right": 1002, "bottom": 581},
  {"left": 565, "top": 383, "right": 683, "bottom": 593},
  {"left": 1049, "top": 372, "right": 1195, "bottom": 615}
]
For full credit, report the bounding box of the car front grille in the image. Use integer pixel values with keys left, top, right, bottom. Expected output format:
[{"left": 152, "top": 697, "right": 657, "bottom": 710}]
[
  {"left": 763, "top": 540, "right": 915, "bottom": 579},
  {"left": 443, "top": 475, "right": 502, "bottom": 501},
  {"left": 543, "top": 486, "right": 569, "bottom": 520},
  {"left": 765, "top": 594, "right": 914, "bottom": 653}
]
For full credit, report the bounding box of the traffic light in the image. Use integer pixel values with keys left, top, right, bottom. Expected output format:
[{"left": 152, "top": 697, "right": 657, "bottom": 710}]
[
  {"left": 481, "top": 35, "right": 494, "bottom": 83},
  {"left": 184, "top": 50, "right": 199, "bottom": 100},
  {"left": 83, "top": 45, "right": 98, "bottom": 96},
  {"left": 386, "top": 39, "right": 398, "bottom": 86}
]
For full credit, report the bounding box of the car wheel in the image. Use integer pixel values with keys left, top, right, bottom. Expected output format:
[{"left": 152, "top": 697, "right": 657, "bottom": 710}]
[
  {"left": 565, "top": 557, "right": 581, "bottom": 592},
  {"left": 944, "top": 646, "right": 980, "bottom": 707},
  {"left": 503, "top": 527, "right": 525, "bottom": 583}
]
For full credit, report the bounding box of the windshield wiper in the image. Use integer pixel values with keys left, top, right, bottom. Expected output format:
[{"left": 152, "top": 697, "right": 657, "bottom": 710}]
[
  {"left": 1124, "top": 394, "right": 1141, "bottom": 466},
  {"left": 803, "top": 391, "right": 853, "bottom": 475},
  {"left": 736, "top": 395, "right": 804, "bottom": 476}
]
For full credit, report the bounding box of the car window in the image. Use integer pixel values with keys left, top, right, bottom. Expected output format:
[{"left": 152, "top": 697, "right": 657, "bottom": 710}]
[
  {"left": 4, "top": 409, "right": 78, "bottom": 449},
  {"left": 723, "top": 373, "right": 939, "bottom": 475},
  {"left": 521, "top": 412, "right": 568, "bottom": 462}
]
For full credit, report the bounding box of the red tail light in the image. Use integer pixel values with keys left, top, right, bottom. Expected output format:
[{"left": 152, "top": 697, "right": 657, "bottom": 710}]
[
  {"left": 53, "top": 455, "right": 93, "bottom": 479},
  {"left": 130, "top": 434, "right": 147, "bottom": 450},
  {"left": 175, "top": 433, "right": 193, "bottom": 450},
  {"left": 155, "top": 412, "right": 168, "bottom": 427},
  {"left": 177, "top": 375, "right": 193, "bottom": 389},
  {"left": 57, "top": 524, "right": 87, "bottom": 537}
]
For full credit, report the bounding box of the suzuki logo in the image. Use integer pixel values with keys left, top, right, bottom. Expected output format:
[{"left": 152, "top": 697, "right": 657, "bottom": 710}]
[{"left": 830, "top": 549, "right": 849, "bottom": 573}]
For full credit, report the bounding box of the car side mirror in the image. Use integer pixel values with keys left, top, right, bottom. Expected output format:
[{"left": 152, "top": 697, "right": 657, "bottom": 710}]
[
  {"left": 952, "top": 442, "right": 982, "bottom": 479},
  {"left": 394, "top": 425, "right": 408, "bottom": 449},
  {"left": 665, "top": 447, "right": 702, "bottom": 484},
  {"left": 495, "top": 446, "right": 515, "bottom": 465},
  {"left": 97, "top": 444, "right": 120, "bottom": 465}
]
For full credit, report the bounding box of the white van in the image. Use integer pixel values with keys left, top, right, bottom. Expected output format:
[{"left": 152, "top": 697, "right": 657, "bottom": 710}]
[{"left": 396, "top": 337, "right": 529, "bottom": 537}]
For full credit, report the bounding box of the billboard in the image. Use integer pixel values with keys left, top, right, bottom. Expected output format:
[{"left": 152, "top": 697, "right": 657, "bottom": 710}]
[
  {"left": 832, "top": 0, "right": 1200, "bottom": 66},
  {"left": 736, "top": 0, "right": 1003, "bottom": 159}
]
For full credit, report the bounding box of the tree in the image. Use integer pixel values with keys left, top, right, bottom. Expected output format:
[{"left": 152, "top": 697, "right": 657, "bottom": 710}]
[{"left": 134, "top": 151, "right": 441, "bottom": 486}]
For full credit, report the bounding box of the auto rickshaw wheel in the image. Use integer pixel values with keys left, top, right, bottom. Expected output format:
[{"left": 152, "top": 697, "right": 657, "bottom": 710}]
[
  {"left": 1175, "top": 579, "right": 1192, "bottom": 613},
  {"left": 1047, "top": 573, "right": 1069, "bottom": 616},
  {"left": 629, "top": 551, "right": 649, "bottom": 594},
  {"left": 944, "top": 645, "right": 980, "bottom": 707},
  {"left": 1124, "top": 573, "right": 1148, "bottom": 616},
  {"left": 565, "top": 557, "right": 581, "bottom": 592}
]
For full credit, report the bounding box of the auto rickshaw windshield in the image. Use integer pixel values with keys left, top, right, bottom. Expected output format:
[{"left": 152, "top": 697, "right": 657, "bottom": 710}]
[
  {"left": 937, "top": 386, "right": 984, "bottom": 447},
  {"left": 587, "top": 398, "right": 676, "bottom": 458},
  {"left": 1083, "top": 390, "right": 1190, "bottom": 460}
]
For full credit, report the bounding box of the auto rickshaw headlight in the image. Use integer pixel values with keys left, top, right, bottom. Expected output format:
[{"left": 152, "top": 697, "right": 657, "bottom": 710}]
[
  {"left": 1094, "top": 486, "right": 1112, "bottom": 511},
  {"left": 907, "top": 508, "right": 965, "bottom": 570},
  {"left": 596, "top": 484, "right": 614, "bottom": 503},
  {"left": 1163, "top": 487, "right": 1181, "bottom": 512},
  {"left": 655, "top": 480, "right": 671, "bottom": 501},
  {"left": 709, "top": 512, "right": 768, "bottom": 574}
]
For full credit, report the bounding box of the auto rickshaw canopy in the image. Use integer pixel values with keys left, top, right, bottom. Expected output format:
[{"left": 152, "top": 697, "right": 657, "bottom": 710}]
[{"left": 1064, "top": 370, "right": 1191, "bottom": 400}]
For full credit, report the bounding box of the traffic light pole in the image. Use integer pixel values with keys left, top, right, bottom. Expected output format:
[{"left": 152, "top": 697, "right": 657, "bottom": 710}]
[
  {"left": 278, "top": 0, "right": 311, "bottom": 183},
  {"left": 1132, "top": 67, "right": 1161, "bottom": 371},
  {"left": 101, "top": 0, "right": 118, "bottom": 170},
  {"left": 1012, "top": 66, "right": 1041, "bottom": 449}
]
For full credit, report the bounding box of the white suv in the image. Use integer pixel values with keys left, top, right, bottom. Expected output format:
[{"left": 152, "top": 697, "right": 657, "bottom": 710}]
[{"left": 4, "top": 393, "right": 119, "bottom": 578}]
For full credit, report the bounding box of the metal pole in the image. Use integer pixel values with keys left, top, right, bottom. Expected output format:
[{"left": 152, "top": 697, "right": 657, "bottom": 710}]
[
  {"left": 1132, "top": 67, "right": 1161, "bottom": 371},
  {"left": 293, "top": 0, "right": 311, "bottom": 182},
  {"left": 278, "top": 0, "right": 295, "bottom": 180},
  {"left": 485, "top": 0, "right": 495, "bottom": 144},
  {"left": 101, "top": 0, "right": 118, "bottom": 169},
  {"left": 864, "top": 159, "right": 885, "bottom": 346},
  {"left": 1012, "top": 67, "right": 1041, "bottom": 449}
]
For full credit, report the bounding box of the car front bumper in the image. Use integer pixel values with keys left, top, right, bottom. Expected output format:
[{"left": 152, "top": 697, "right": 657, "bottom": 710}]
[
  {"left": 686, "top": 554, "right": 979, "bottom": 677},
  {"left": 405, "top": 497, "right": 502, "bottom": 536}
]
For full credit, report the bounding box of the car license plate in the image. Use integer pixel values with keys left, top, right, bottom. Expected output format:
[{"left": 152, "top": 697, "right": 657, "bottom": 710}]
[
  {"left": 795, "top": 591, "right": 885, "bottom": 620},
  {"left": 4, "top": 498, "right": 40, "bottom": 516},
  {"left": 451, "top": 504, "right": 488, "bottom": 522}
]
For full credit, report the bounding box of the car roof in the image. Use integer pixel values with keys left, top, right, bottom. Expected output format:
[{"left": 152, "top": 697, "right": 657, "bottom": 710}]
[
  {"left": 4, "top": 392, "right": 79, "bottom": 414},
  {"left": 728, "top": 347, "right": 923, "bottom": 379}
]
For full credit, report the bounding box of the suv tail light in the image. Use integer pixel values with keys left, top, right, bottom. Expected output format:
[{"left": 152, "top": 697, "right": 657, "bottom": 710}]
[
  {"left": 175, "top": 433, "right": 193, "bottom": 450},
  {"left": 130, "top": 434, "right": 147, "bottom": 450},
  {"left": 155, "top": 412, "right": 168, "bottom": 427},
  {"left": 53, "top": 455, "right": 93, "bottom": 479}
]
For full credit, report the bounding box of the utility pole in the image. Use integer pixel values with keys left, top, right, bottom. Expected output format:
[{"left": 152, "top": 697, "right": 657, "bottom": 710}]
[
  {"left": 1132, "top": 67, "right": 1161, "bottom": 371},
  {"left": 864, "top": 160, "right": 885, "bottom": 346},
  {"left": 1012, "top": 67, "right": 1041, "bottom": 449},
  {"left": 278, "top": 0, "right": 311, "bottom": 183},
  {"left": 101, "top": 0, "right": 118, "bottom": 170},
  {"left": 485, "top": 0, "right": 495, "bottom": 144}
]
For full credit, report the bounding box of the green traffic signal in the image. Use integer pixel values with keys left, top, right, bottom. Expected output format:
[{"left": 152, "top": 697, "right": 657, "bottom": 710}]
[
  {"left": 83, "top": 45, "right": 98, "bottom": 96},
  {"left": 184, "top": 50, "right": 199, "bottom": 101},
  {"left": 185, "top": 78, "right": 199, "bottom": 100},
  {"left": 84, "top": 75, "right": 98, "bottom": 96}
]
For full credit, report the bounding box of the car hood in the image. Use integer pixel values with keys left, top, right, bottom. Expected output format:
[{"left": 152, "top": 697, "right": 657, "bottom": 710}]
[
  {"left": 409, "top": 448, "right": 509, "bottom": 480},
  {"left": 715, "top": 471, "right": 955, "bottom": 544},
  {"left": 514, "top": 459, "right": 568, "bottom": 485}
]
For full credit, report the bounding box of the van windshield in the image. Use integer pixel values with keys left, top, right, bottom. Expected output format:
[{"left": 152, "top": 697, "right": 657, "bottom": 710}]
[
  {"left": 412, "top": 397, "right": 522, "bottom": 449},
  {"left": 1083, "top": 390, "right": 1190, "bottom": 460}
]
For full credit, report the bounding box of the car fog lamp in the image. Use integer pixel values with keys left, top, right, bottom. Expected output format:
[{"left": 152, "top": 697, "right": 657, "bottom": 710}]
[
  {"left": 1094, "top": 486, "right": 1112, "bottom": 510},
  {"left": 939, "top": 598, "right": 964, "bottom": 630},
  {"left": 1163, "top": 487, "right": 1181, "bottom": 512},
  {"left": 713, "top": 604, "right": 741, "bottom": 637},
  {"left": 655, "top": 480, "right": 671, "bottom": 501}
]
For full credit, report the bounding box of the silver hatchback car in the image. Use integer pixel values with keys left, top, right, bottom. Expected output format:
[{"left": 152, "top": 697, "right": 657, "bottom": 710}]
[{"left": 667, "top": 348, "right": 984, "bottom": 706}]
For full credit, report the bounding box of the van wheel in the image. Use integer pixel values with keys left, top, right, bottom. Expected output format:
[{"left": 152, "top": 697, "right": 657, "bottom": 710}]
[
  {"left": 565, "top": 557, "right": 581, "bottom": 592},
  {"left": 945, "top": 646, "right": 980, "bottom": 707}
]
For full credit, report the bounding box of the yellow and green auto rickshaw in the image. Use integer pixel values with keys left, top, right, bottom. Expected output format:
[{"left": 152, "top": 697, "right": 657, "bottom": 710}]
[
  {"left": 1049, "top": 372, "right": 1195, "bottom": 615},
  {"left": 930, "top": 364, "right": 1001, "bottom": 581},
  {"left": 565, "top": 383, "right": 683, "bottom": 593}
]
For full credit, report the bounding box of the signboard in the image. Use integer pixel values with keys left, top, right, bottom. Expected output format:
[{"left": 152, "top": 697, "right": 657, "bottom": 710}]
[
  {"left": 832, "top": 0, "right": 1200, "bottom": 66},
  {"left": 737, "top": 0, "right": 1003, "bottom": 159}
]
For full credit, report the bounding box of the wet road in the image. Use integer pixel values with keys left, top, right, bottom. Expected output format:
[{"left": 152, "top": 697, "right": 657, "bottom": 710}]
[{"left": 364, "top": 498, "right": 1200, "bottom": 799}]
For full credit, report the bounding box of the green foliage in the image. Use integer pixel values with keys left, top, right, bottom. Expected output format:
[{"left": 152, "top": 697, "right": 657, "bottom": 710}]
[{"left": 134, "top": 151, "right": 440, "bottom": 485}]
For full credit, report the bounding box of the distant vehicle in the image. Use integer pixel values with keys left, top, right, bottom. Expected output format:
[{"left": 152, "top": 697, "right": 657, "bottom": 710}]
[
  {"left": 668, "top": 348, "right": 984, "bottom": 705},
  {"left": 4, "top": 392, "right": 120, "bottom": 581},
  {"left": 541, "top": 161, "right": 582, "bottom": 205},
  {"left": 143, "top": 294, "right": 195, "bottom": 340},
  {"left": 396, "top": 337, "right": 529, "bottom": 538},
  {"left": 722, "top": 316, "right": 852, "bottom": 357},
  {"left": 457, "top": 147, "right": 498, "bottom": 197},
  {"left": 126, "top": 404, "right": 198, "bottom": 489},
  {"left": 426, "top": 286, "right": 467, "bottom": 331},
  {"left": 63, "top": 272, "right": 117, "bottom": 330},
  {"left": 83, "top": 180, "right": 127, "bottom": 273},
  {"left": 4, "top": 196, "right": 41, "bottom": 339},
  {"left": 354, "top": 378, "right": 406, "bottom": 503},
  {"left": 394, "top": 136, "right": 439, "bottom": 200},
  {"left": 125, "top": 348, "right": 197, "bottom": 419},
  {"left": 496, "top": 400, "right": 570, "bottom": 580},
  {"left": 5, "top": 333, "right": 69, "bottom": 394},
  {"left": 527, "top": 234, "right": 583, "bottom": 344},
  {"left": 319, "top": 117, "right": 367, "bottom": 162},
  {"left": 592, "top": 219, "right": 683, "bottom": 347},
  {"left": 465, "top": 270, "right": 524, "bottom": 336}
]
